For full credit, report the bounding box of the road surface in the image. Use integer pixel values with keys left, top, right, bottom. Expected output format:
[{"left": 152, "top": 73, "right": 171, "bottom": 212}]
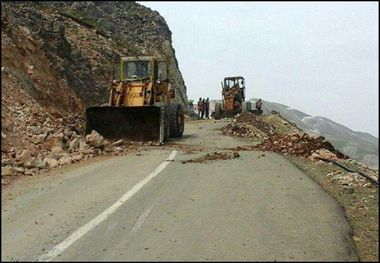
[{"left": 1, "top": 119, "right": 357, "bottom": 261}]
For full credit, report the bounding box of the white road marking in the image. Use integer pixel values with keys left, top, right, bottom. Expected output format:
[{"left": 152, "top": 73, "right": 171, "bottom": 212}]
[{"left": 38, "top": 150, "right": 177, "bottom": 262}]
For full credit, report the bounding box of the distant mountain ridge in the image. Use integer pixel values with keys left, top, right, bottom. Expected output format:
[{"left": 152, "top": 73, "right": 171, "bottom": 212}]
[{"left": 208, "top": 99, "right": 378, "bottom": 169}]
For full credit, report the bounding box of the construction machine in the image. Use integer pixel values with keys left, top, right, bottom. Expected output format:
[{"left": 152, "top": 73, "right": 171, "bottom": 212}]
[
  {"left": 85, "top": 56, "right": 184, "bottom": 144},
  {"left": 213, "top": 76, "right": 262, "bottom": 119}
]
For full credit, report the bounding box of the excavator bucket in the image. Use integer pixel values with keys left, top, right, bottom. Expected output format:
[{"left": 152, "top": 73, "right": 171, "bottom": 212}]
[{"left": 85, "top": 106, "right": 165, "bottom": 143}]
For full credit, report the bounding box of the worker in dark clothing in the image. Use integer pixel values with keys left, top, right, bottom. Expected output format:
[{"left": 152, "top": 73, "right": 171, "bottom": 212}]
[
  {"left": 256, "top": 98, "right": 263, "bottom": 110},
  {"left": 201, "top": 98, "right": 205, "bottom": 119},
  {"left": 204, "top": 97, "right": 210, "bottom": 119},
  {"left": 197, "top": 97, "right": 203, "bottom": 119}
]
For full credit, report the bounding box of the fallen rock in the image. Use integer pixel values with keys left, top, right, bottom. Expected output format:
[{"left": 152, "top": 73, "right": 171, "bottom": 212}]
[
  {"left": 315, "top": 160, "right": 325, "bottom": 165},
  {"left": 316, "top": 148, "right": 338, "bottom": 161},
  {"left": 114, "top": 147, "right": 123, "bottom": 152},
  {"left": 363, "top": 183, "right": 372, "bottom": 188},
  {"left": 50, "top": 133, "right": 65, "bottom": 148},
  {"left": 14, "top": 166, "right": 25, "bottom": 173},
  {"left": 69, "top": 138, "right": 80, "bottom": 152},
  {"left": 1, "top": 158, "right": 12, "bottom": 166},
  {"left": 48, "top": 146, "right": 66, "bottom": 160},
  {"left": 33, "top": 158, "right": 47, "bottom": 169},
  {"left": 32, "top": 134, "right": 46, "bottom": 144},
  {"left": 17, "top": 150, "right": 33, "bottom": 168},
  {"left": 86, "top": 130, "right": 104, "bottom": 148},
  {"left": 112, "top": 139, "right": 123, "bottom": 146},
  {"left": 1, "top": 166, "right": 14, "bottom": 176},
  {"left": 71, "top": 153, "right": 84, "bottom": 162},
  {"left": 24, "top": 169, "right": 37, "bottom": 176},
  {"left": 79, "top": 140, "right": 87, "bottom": 151},
  {"left": 58, "top": 155, "right": 72, "bottom": 165},
  {"left": 45, "top": 158, "right": 58, "bottom": 168}
]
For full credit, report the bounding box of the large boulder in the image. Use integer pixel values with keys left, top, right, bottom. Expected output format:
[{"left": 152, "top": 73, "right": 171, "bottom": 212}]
[
  {"left": 17, "top": 150, "right": 33, "bottom": 168},
  {"left": 85, "top": 130, "right": 104, "bottom": 148},
  {"left": 2, "top": 166, "right": 14, "bottom": 176},
  {"left": 44, "top": 158, "right": 58, "bottom": 168},
  {"left": 32, "top": 158, "right": 47, "bottom": 169},
  {"left": 310, "top": 148, "right": 338, "bottom": 161},
  {"left": 317, "top": 148, "right": 338, "bottom": 161},
  {"left": 48, "top": 146, "right": 66, "bottom": 160}
]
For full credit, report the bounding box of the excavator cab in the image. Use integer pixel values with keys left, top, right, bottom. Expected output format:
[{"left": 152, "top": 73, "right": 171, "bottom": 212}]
[{"left": 86, "top": 56, "right": 184, "bottom": 143}]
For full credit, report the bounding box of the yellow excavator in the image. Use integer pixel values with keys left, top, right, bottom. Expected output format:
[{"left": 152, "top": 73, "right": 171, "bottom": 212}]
[
  {"left": 85, "top": 56, "right": 184, "bottom": 144},
  {"left": 213, "top": 76, "right": 262, "bottom": 119}
]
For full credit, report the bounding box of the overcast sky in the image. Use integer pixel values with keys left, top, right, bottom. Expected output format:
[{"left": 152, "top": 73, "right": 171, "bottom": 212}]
[{"left": 140, "top": 1, "right": 379, "bottom": 138}]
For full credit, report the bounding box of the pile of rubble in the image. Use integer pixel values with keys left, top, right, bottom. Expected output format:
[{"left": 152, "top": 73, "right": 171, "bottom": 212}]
[
  {"left": 221, "top": 112, "right": 348, "bottom": 162},
  {"left": 326, "top": 171, "right": 373, "bottom": 193},
  {"left": 221, "top": 112, "right": 276, "bottom": 139},
  {"left": 256, "top": 131, "right": 348, "bottom": 160},
  {"left": 182, "top": 151, "right": 240, "bottom": 164},
  {"left": 236, "top": 112, "right": 277, "bottom": 135},
  {"left": 0, "top": 97, "right": 140, "bottom": 185},
  {"left": 1, "top": 124, "right": 136, "bottom": 184},
  {"left": 221, "top": 122, "right": 266, "bottom": 139}
]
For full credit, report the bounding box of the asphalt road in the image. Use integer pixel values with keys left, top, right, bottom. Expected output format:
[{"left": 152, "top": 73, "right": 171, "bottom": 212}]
[{"left": 1, "top": 119, "right": 357, "bottom": 261}]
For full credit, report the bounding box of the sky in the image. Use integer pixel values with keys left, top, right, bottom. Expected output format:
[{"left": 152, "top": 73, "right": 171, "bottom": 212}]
[{"left": 140, "top": 1, "right": 379, "bottom": 138}]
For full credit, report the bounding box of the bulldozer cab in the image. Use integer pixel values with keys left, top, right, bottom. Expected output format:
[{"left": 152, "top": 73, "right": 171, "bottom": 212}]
[{"left": 86, "top": 56, "right": 184, "bottom": 144}]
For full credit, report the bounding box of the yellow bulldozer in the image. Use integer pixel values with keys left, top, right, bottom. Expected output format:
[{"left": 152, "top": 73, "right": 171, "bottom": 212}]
[{"left": 85, "top": 56, "right": 185, "bottom": 144}]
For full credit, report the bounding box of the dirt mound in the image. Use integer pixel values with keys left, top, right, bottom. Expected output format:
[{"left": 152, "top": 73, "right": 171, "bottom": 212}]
[
  {"left": 181, "top": 151, "right": 240, "bottom": 164},
  {"left": 236, "top": 112, "right": 277, "bottom": 135},
  {"left": 221, "top": 112, "right": 276, "bottom": 139},
  {"left": 256, "top": 131, "right": 348, "bottom": 160},
  {"left": 221, "top": 122, "right": 267, "bottom": 139},
  {"left": 221, "top": 112, "right": 348, "bottom": 161}
]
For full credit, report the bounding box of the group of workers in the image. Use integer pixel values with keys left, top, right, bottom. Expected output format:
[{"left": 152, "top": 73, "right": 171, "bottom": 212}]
[
  {"left": 197, "top": 97, "right": 210, "bottom": 119},
  {"left": 195, "top": 97, "right": 263, "bottom": 119}
]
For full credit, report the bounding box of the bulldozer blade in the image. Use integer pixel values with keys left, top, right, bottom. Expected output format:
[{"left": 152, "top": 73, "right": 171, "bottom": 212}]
[{"left": 86, "top": 106, "right": 165, "bottom": 143}]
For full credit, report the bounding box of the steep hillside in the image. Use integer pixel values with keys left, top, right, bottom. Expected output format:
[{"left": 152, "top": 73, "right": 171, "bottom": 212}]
[{"left": 1, "top": 1, "right": 188, "bottom": 109}]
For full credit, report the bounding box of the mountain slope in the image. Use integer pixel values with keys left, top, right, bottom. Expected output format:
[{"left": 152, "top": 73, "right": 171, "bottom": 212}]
[{"left": 1, "top": 1, "right": 188, "bottom": 110}]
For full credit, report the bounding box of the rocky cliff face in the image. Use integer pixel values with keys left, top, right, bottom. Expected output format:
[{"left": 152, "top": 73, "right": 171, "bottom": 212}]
[
  {"left": 1, "top": 1, "right": 188, "bottom": 183},
  {"left": 1, "top": 1, "right": 188, "bottom": 109}
]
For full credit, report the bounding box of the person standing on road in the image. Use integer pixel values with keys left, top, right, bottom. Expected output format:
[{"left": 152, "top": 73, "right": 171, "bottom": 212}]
[
  {"left": 205, "top": 97, "right": 210, "bottom": 119},
  {"left": 201, "top": 98, "right": 205, "bottom": 119},
  {"left": 256, "top": 98, "right": 263, "bottom": 110},
  {"left": 197, "top": 97, "right": 203, "bottom": 119}
]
